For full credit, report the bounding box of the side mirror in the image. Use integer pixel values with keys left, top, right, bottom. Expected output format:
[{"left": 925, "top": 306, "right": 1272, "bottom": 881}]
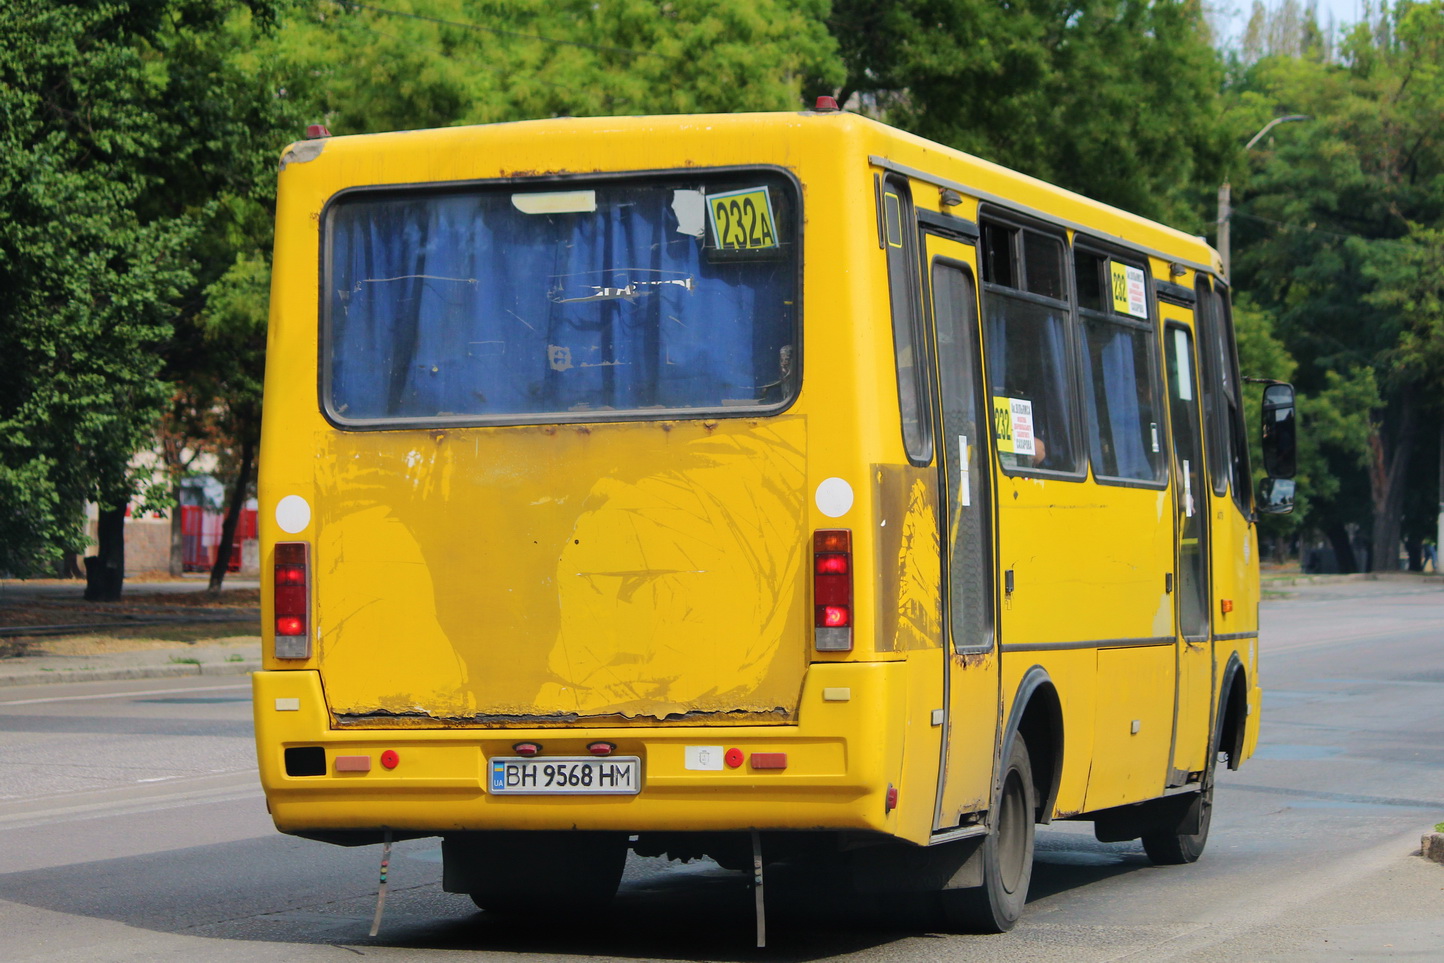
[
  {"left": 1260, "top": 382, "right": 1296, "bottom": 479},
  {"left": 1257, "top": 476, "right": 1295, "bottom": 515}
]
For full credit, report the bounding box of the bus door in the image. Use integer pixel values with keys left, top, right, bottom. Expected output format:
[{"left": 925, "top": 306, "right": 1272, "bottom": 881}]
[
  {"left": 1162, "top": 318, "right": 1212, "bottom": 783},
  {"left": 924, "top": 232, "right": 1000, "bottom": 832}
]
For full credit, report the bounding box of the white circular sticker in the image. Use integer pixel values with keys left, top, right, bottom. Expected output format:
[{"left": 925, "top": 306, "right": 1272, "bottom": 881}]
[
  {"left": 815, "top": 477, "right": 854, "bottom": 518},
  {"left": 275, "top": 495, "right": 312, "bottom": 534}
]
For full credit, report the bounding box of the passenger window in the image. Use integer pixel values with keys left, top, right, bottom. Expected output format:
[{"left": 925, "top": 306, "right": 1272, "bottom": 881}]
[
  {"left": 1077, "top": 252, "right": 1165, "bottom": 484},
  {"left": 883, "top": 176, "right": 932, "bottom": 464},
  {"left": 981, "top": 222, "right": 1016, "bottom": 288},
  {"left": 1024, "top": 233, "right": 1065, "bottom": 301},
  {"left": 981, "top": 218, "right": 1078, "bottom": 475}
]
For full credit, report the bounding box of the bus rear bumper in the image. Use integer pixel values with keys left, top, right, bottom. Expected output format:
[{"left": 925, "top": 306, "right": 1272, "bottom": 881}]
[{"left": 253, "top": 662, "right": 906, "bottom": 839}]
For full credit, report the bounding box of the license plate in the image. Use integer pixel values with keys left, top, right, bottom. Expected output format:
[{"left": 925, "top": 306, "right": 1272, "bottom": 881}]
[{"left": 488, "top": 756, "right": 642, "bottom": 795}]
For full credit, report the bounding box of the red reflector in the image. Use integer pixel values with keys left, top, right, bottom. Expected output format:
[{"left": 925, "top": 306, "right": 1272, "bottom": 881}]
[
  {"left": 815, "top": 554, "right": 848, "bottom": 575},
  {"left": 276, "top": 616, "right": 305, "bottom": 636},
  {"left": 335, "top": 755, "right": 371, "bottom": 772},
  {"left": 724, "top": 747, "right": 744, "bottom": 769},
  {"left": 818, "top": 605, "right": 850, "bottom": 628},
  {"left": 513, "top": 742, "right": 540, "bottom": 757},
  {"left": 380, "top": 750, "right": 399, "bottom": 770},
  {"left": 587, "top": 742, "right": 615, "bottom": 756},
  {"left": 750, "top": 752, "right": 788, "bottom": 770},
  {"left": 885, "top": 784, "right": 898, "bottom": 813}
]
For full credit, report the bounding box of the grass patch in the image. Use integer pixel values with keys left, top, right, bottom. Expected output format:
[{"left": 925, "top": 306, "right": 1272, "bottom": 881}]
[
  {"left": 168, "top": 656, "right": 201, "bottom": 665},
  {"left": 1436, "top": 822, "right": 1443, "bottom": 833},
  {"left": 226, "top": 654, "right": 245, "bottom": 662}
]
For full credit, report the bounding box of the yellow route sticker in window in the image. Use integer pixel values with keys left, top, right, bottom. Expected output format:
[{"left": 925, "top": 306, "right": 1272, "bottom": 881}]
[
  {"left": 708, "top": 187, "right": 779, "bottom": 251},
  {"left": 993, "top": 396, "right": 1037, "bottom": 456},
  {"left": 1109, "top": 261, "right": 1148, "bottom": 318}
]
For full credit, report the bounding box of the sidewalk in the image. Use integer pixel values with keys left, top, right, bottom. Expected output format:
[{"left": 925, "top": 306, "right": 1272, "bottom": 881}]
[
  {"left": 0, "top": 575, "right": 261, "bottom": 688},
  {"left": 0, "top": 639, "right": 261, "bottom": 687}
]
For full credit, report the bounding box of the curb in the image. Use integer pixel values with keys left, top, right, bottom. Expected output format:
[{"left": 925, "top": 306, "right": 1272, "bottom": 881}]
[
  {"left": 0, "top": 661, "right": 260, "bottom": 688},
  {"left": 1424, "top": 833, "right": 1444, "bottom": 865}
]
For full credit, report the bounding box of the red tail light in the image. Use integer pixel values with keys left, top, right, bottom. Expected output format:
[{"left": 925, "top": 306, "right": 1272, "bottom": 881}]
[
  {"left": 274, "top": 541, "right": 311, "bottom": 659},
  {"left": 814, "top": 529, "right": 853, "bottom": 651}
]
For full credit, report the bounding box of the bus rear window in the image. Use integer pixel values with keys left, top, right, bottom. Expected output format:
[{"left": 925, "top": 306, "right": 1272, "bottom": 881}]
[{"left": 323, "top": 173, "right": 799, "bottom": 426}]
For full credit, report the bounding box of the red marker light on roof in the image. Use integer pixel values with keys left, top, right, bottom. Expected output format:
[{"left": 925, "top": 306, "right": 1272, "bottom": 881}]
[
  {"left": 814, "top": 96, "right": 840, "bottom": 112},
  {"left": 305, "top": 124, "right": 331, "bottom": 138}
]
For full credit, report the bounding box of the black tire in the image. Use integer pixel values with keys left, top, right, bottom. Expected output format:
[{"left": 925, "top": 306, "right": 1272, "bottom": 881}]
[
  {"left": 940, "top": 738, "right": 1037, "bottom": 933},
  {"left": 1142, "top": 755, "right": 1214, "bottom": 865},
  {"left": 452, "top": 832, "right": 628, "bottom": 915}
]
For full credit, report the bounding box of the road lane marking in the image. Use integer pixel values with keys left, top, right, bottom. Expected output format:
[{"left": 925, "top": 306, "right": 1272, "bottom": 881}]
[{"left": 0, "top": 682, "right": 250, "bottom": 707}]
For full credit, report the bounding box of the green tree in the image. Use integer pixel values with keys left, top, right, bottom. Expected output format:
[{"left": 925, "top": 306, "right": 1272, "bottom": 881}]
[
  {"left": 0, "top": 0, "right": 296, "bottom": 595},
  {"left": 0, "top": 2, "right": 197, "bottom": 588},
  {"left": 820, "top": 0, "right": 1232, "bottom": 227},
  {"left": 1227, "top": 0, "right": 1444, "bottom": 571},
  {"left": 266, "top": 0, "right": 843, "bottom": 135}
]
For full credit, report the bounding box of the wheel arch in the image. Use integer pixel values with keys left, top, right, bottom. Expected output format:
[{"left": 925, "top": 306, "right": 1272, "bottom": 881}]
[
  {"left": 1002, "top": 666, "right": 1063, "bottom": 824},
  {"left": 1217, "top": 652, "right": 1249, "bottom": 770}
]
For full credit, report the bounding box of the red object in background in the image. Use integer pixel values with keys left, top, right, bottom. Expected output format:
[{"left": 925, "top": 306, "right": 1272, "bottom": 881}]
[{"left": 180, "top": 505, "right": 258, "bottom": 572}]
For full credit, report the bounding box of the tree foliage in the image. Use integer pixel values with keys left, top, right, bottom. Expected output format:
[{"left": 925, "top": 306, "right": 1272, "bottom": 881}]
[
  {"left": 821, "top": 0, "right": 1231, "bottom": 227},
  {"left": 265, "top": 0, "right": 843, "bottom": 135},
  {"left": 1, "top": 2, "right": 198, "bottom": 575},
  {"left": 1227, "top": 0, "right": 1444, "bottom": 570}
]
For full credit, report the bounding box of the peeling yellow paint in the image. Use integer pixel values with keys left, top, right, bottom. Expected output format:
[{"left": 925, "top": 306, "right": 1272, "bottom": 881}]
[{"left": 314, "top": 418, "right": 807, "bottom": 723}]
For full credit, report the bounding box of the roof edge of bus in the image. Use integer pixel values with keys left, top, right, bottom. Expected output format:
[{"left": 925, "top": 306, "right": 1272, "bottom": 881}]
[{"left": 284, "top": 110, "right": 1219, "bottom": 267}]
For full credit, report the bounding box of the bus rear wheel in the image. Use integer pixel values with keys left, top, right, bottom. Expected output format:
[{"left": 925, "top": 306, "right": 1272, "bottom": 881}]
[
  {"left": 1141, "top": 756, "right": 1215, "bottom": 865},
  {"left": 444, "top": 831, "right": 628, "bottom": 916},
  {"left": 939, "top": 738, "right": 1036, "bottom": 933}
]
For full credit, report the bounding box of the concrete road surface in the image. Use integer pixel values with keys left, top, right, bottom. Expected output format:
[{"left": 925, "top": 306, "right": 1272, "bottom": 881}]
[{"left": 0, "top": 575, "right": 1440, "bottom": 960}]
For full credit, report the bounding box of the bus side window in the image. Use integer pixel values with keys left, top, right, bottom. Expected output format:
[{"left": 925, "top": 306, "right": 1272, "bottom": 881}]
[
  {"left": 882, "top": 176, "right": 932, "bottom": 465},
  {"left": 1076, "top": 250, "right": 1166, "bottom": 485},
  {"left": 1196, "top": 279, "right": 1252, "bottom": 514},
  {"left": 980, "top": 218, "right": 1079, "bottom": 475}
]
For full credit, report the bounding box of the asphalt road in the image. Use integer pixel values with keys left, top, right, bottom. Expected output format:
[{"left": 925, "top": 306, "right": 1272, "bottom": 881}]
[{"left": 1, "top": 577, "right": 1441, "bottom": 961}]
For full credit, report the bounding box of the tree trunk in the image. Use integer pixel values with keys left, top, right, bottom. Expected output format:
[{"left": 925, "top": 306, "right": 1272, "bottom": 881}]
[
  {"left": 1368, "top": 398, "right": 1417, "bottom": 577},
  {"left": 84, "top": 507, "right": 126, "bottom": 602},
  {"left": 169, "top": 501, "right": 186, "bottom": 577},
  {"left": 207, "top": 434, "right": 255, "bottom": 594},
  {"left": 1325, "top": 522, "right": 1357, "bottom": 574}
]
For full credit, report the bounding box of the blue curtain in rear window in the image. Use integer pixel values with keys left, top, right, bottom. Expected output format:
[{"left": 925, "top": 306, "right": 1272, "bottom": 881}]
[{"left": 326, "top": 185, "right": 793, "bottom": 423}]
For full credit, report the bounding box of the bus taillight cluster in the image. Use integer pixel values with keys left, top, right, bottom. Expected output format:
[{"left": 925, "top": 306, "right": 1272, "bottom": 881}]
[
  {"left": 274, "top": 541, "right": 312, "bottom": 659},
  {"left": 813, "top": 529, "right": 852, "bottom": 651}
]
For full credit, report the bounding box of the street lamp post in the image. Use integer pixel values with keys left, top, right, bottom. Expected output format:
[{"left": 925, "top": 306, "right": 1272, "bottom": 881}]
[{"left": 1217, "top": 114, "right": 1310, "bottom": 276}]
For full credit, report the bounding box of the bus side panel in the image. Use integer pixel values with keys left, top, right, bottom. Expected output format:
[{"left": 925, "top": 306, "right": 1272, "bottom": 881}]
[{"left": 997, "top": 477, "right": 1174, "bottom": 813}]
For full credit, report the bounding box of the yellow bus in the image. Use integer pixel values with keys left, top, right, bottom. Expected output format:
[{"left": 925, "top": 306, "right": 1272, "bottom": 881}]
[{"left": 254, "top": 105, "right": 1296, "bottom": 933}]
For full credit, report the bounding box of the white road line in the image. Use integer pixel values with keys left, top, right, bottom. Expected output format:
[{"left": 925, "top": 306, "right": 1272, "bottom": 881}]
[{"left": 0, "top": 682, "right": 250, "bottom": 707}]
